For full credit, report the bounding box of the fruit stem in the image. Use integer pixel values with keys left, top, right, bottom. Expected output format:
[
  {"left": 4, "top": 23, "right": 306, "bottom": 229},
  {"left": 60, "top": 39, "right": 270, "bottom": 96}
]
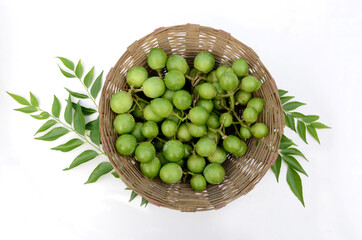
[
  {"left": 156, "top": 70, "right": 163, "bottom": 79},
  {"left": 155, "top": 137, "right": 166, "bottom": 143},
  {"left": 233, "top": 123, "right": 243, "bottom": 139},
  {"left": 134, "top": 95, "right": 150, "bottom": 104},
  {"left": 133, "top": 98, "right": 144, "bottom": 112}
]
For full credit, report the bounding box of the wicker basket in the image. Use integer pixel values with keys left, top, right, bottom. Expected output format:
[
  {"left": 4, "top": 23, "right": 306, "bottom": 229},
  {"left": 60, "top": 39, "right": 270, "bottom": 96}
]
[{"left": 99, "top": 24, "right": 284, "bottom": 212}]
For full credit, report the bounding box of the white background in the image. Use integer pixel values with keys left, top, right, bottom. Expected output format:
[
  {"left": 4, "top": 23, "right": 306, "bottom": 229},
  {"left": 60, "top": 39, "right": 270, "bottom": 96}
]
[{"left": 1, "top": 0, "right": 361, "bottom": 239}]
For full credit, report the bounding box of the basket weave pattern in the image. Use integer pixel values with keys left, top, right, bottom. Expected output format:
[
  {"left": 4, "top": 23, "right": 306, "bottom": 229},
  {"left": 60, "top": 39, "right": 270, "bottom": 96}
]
[{"left": 99, "top": 24, "right": 284, "bottom": 212}]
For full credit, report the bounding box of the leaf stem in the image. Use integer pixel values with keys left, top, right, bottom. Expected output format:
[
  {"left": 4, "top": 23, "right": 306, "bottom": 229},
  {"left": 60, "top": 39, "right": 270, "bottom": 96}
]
[{"left": 77, "top": 77, "right": 99, "bottom": 111}]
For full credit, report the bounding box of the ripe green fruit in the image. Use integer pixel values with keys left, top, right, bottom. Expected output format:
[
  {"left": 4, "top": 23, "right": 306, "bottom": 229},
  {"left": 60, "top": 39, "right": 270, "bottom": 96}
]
[
  {"left": 141, "top": 121, "right": 159, "bottom": 139},
  {"left": 235, "top": 91, "right": 252, "bottom": 105},
  {"left": 233, "top": 141, "right": 247, "bottom": 157},
  {"left": 240, "top": 126, "right": 252, "bottom": 139},
  {"left": 161, "top": 120, "right": 178, "bottom": 138},
  {"left": 163, "top": 140, "right": 185, "bottom": 162},
  {"left": 126, "top": 66, "right": 148, "bottom": 88},
  {"left": 143, "top": 77, "right": 165, "bottom": 98},
  {"left": 188, "top": 106, "right": 209, "bottom": 125},
  {"left": 219, "top": 68, "right": 239, "bottom": 91},
  {"left": 115, "top": 134, "right": 137, "bottom": 155},
  {"left": 194, "top": 51, "right": 215, "bottom": 73},
  {"left": 143, "top": 104, "right": 163, "bottom": 122},
  {"left": 219, "top": 112, "right": 233, "bottom": 127},
  {"left": 203, "top": 163, "right": 225, "bottom": 184},
  {"left": 206, "top": 112, "right": 221, "bottom": 129},
  {"left": 176, "top": 159, "right": 186, "bottom": 167},
  {"left": 147, "top": 48, "right": 167, "bottom": 70},
  {"left": 195, "top": 138, "right": 217, "bottom": 157},
  {"left": 206, "top": 70, "right": 218, "bottom": 83},
  {"left": 183, "top": 144, "right": 193, "bottom": 159},
  {"left": 207, "top": 147, "right": 227, "bottom": 164},
  {"left": 251, "top": 123, "right": 269, "bottom": 138},
  {"left": 110, "top": 91, "right": 133, "bottom": 114},
  {"left": 173, "top": 90, "right": 192, "bottom": 110},
  {"left": 140, "top": 157, "right": 161, "bottom": 178},
  {"left": 113, "top": 113, "right": 135, "bottom": 134},
  {"left": 166, "top": 55, "right": 189, "bottom": 74},
  {"left": 177, "top": 123, "right": 193, "bottom": 142},
  {"left": 241, "top": 76, "right": 260, "bottom": 93},
  {"left": 213, "top": 98, "right": 226, "bottom": 110},
  {"left": 150, "top": 98, "right": 173, "bottom": 118},
  {"left": 216, "top": 65, "right": 229, "bottom": 80},
  {"left": 205, "top": 130, "right": 220, "bottom": 144},
  {"left": 135, "top": 142, "right": 156, "bottom": 163},
  {"left": 159, "top": 163, "right": 183, "bottom": 184},
  {"left": 197, "top": 83, "right": 217, "bottom": 100},
  {"left": 243, "top": 107, "right": 258, "bottom": 123},
  {"left": 131, "top": 122, "right": 145, "bottom": 142},
  {"left": 187, "top": 154, "right": 206, "bottom": 173},
  {"left": 196, "top": 99, "right": 213, "bottom": 113},
  {"left": 189, "top": 68, "right": 198, "bottom": 78},
  {"left": 223, "top": 135, "right": 242, "bottom": 153},
  {"left": 162, "top": 89, "right": 176, "bottom": 102},
  {"left": 188, "top": 123, "right": 207, "bottom": 138},
  {"left": 158, "top": 152, "right": 168, "bottom": 166},
  {"left": 132, "top": 101, "right": 146, "bottom": 119},
  {"left": 164, "top": 70, "right": 186, "bottom": 91},
  {"left": 213, "top": 82, "right": 226, "bottom": 94},
  {"left": 232, "top": 58, "right": 249, "bottom": 77},
  {"left": 247, "top": 98, "right": 264, "bottom": 113},
  {"left": 190, "top": 174, "right": 207, "bottom": 191}
]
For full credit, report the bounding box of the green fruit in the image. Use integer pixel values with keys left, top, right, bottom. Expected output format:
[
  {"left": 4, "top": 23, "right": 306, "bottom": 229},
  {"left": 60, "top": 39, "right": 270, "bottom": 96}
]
[
  {"left": 223, "top": 135, "right": 242, "bottom": 153},
  {"left": 166, "top": 55, "right": 189, "bottom": 74},
  {"left": 162, "top": 89, "right": 176, "bottom": 102},
  {"left": 216, "top": 65, "right": 229, "bottom": 79},
  {"left": 113, "top": 113, "right": 135, "bottom": 134},
  {"left": 241, "top": 76, "right": 260, "bottom": 93},
  {"left": 161, "top": 120, "right": 178, "bottom": 138},
  {"left": 188, "top": 123, "right": 207, "bottom": 138},
  {"left": 190, "top": 174, "right": 207, "bottom": 191},
  {"left": 155, "top": 140, "right": 165, "bottom": 151},
  {"left": 187, "top": 154, "right": 206, "bottom": 173},
  {"left": 115, "top": 134, "right": 137, "bottom": 155},
  {"left": 140, "top": 157, "right": 161, "bottom": 178},
  {"left": 147, "top": 48, "right": 167, "bottom": 70},
  {"left": 195, "top": 138, "right": 217, "bottom": 157},
  {"left": 141, "top": 121, "right": 159, "bottom": 139},
  {"left": 126, "top": 66, "right": 148, "bottom": 88},
  {"left": 163, "top": 140, "right": 185, "bottom": 162},
  {"left": 132, "top": 101, "right": 146, "bottom": 119},
  {"left": 233, "top": 141, "right": 247, "bottom": 157},
  {"left": 206, "top": 70, "right": 218, "bottom": 83},
  {"left": 206, "top": 112, "right": 221, "bottom": 129},
  {"left": 183, "top": 144, "right": 193, "bottom": 159},
  {"left": 159, "top": 163, "right": 183, "bottom": 184},
  {"left": 235, "top": 91, "right": 252, "bottom": 105},
  {"left": 158, "top": 151, "right": 168, "bottom": 166},
  {"left": 131, "top": 122, "right": 145, "bottom": 142},
  {"left": 232, "top": 58, "right": 249, "bottom": 77},
  {"left": 205, "top": 130, "right": 220, "bottom": 144},
  {"left": 207, "top": 147, "right": 227, "bottom": 164},
  {"left": 219, "top": 69, "right": 239, "bottom": 91},
  {"left": 219, "top": 112, "right": 233, "bottom": 127},
  {"left": 143, "top": 77, "right": 165, "bottom": 98},
  {"left": 176, "top": 159, "right": 186, "bottom": 167},
  {"left": 243, "top": 107, "right": 258, "bottom": 123},
  {"left": 194, "top": 51, "right": 215, "bottom": 73},
  {"left": 173, "top": 90, "right": 192, "bottom": 110},
  {"left": 189, "top": 68, "right": 198, "bottom": 78},
  {"left": 196, "top": 99, "right": 213, "bottom": 113},
  {"left": 240, "top": 127, "right": 252, "bottom": 139},
  {"left": 110, "top": 91, "right": 133, "bottom": 114},
  {"left": 251, "top": 123, "right": 269, "bottom": 138},
  {"left": 213, "top": 82, "right": 226, "bottom": 94},
  {"left": 150, "top": 98, "right": 173, "bottom": 118},
  {"left": 197, "top": 83, "right": 217, "bottom": 100},
  {"left": 164, "top": 70, "right": 186, "bottom": 91},
  {"left": 213, "top": 98, "right": 226, "bottom": 110},
  {"left": 143, "top": 104, "right": 163, "bottom": 122},
  {"left": 177, "top": 123, "right": 193, "bottom": 142},
  {"left": 203, "top": 163, "right": 225, "bottom": 184},
  {"left": 247, "top": 98, "right": 264, "bottom": 113},
  {"left": 135, "top": 142, "right": 156, "bottom": 163},
  {"left": 167, "top": 109, "right": 182, "bottom": 123},
  {"left": 188, "top": 106, "right": 209, "bottom": 125}
]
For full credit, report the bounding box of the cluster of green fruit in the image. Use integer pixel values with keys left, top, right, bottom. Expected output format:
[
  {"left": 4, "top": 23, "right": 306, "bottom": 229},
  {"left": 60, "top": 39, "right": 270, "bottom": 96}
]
[{"left": 109, "top": 47, "right": 269, "bottom": 191}]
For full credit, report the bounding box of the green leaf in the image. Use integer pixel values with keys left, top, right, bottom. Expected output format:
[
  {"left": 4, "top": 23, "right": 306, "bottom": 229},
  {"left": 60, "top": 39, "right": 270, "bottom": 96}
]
[
  {"left": 297, "top": 120, "right": 307, "bottom": 144},
  {"left": 64, "top": 95, "right": 73, "bottom": 125},
  {"left": 7, "top": 92, "right": 30, "bottom": 105},
  {"left": 63, "top": 150, "right": 99, "bottom": 170},
  {"left": 111, "top": 171, "right": 119, "bottom": 178},
  {"left": 85, "top": 119, "right": 97, "bottom": 130},
  {"left": 283, "top": 101, "right": 306, "bottom": 111},
  {"left": 284, "top": 113, "right": 296, "bottom": 132},
  {"left": 301, "top": 115, "right": 319, "bottom": 123},
  {"left": 282, "top": 155, "right": 308, "bottom": 176},
  {"left": 65, "top": 88, "right": 88, "bottom": 99},
  {"left": 34, "top": 119, "right": 57, "bottom": 135},
  {"left": 71, "top": 102, "right": 97, "bottom": 116},
  {"left": 90, "top": 71, "right": 103, "bottom": 99},
  {"left": 75, "top": 60, "right": 83, "bottom": 78},
  {"left": 74, "top": 102, "right": 85, "bottom": 135},
  {"left": 281, "top": 148, "right": 308, "bottom": 161},
  {"left": 307, "top": 125, "right": 320, "bottom": 144},
  {"left": 52, "top": 95, "right": 61, "bottom": 118},
  {"left": 279, "top": 134, "right": 297, "bottom": 149},
  {"left": 311, "top": 122, "right": 330, "bottom": 129},
  {"left": 129, "top": 191, "right": 138, "bottom": 202},
  {"left": 57, "top": 57, "right": 74, "bottom": 70},
  {"left": 31, "top": 111, "right": 50, "bottom": 120},
  {"left": 84, "top": 67, "right": 94, "bottom": 88},
  {"left": 89, "top": 117, "right": 100, "bottom": 146},
  {"left": 29, "top": 92, "right": 39, "bottom": 107},
  {"left": 286, "top": 167, "right": 305, "bottom": 207},
  {"left": 51, "top": 138, "right": 84, "bottom": 152},
  {"left": 14, "top": 106, "right": 38, "bottom": 113},
  {"left": 280, "top": 96, "right": 294, "bottom": 104},
  {"left": 141, "top": 197, "right": 149, "bottom": 207},
  {"left": 271, "top": 155, "right": 282, "bottom": 182},
  {"left": 35, "top": 127, "right": 69, "bottom": 141},
  {"left": 85, "top": 162, "right": 113, "bottom": 184},
  {"left": 291, "top": 112, "right": 305, "bottom": 119},
  {"left": 58, "top": 66, "right": 76, "bottom": 78},
  {"left": 278, "top": 89, "right": 288, "bottom": 97}
]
